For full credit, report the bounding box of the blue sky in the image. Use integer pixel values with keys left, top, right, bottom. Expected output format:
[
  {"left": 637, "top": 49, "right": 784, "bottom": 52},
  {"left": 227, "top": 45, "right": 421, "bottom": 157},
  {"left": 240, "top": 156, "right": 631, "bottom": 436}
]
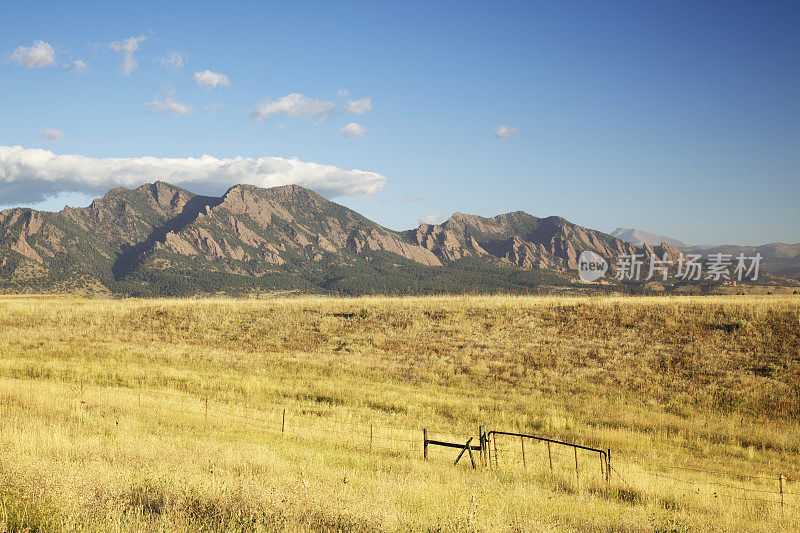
[{"left": 0, "top": 1, "right": 797, "bottom": 245}]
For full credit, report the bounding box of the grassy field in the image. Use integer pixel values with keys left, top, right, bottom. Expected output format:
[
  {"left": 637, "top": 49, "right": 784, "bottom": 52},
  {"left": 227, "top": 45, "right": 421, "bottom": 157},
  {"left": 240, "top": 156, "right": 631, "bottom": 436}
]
[{"left": 1, "top": 294, "right": 798, "bottom": 531}]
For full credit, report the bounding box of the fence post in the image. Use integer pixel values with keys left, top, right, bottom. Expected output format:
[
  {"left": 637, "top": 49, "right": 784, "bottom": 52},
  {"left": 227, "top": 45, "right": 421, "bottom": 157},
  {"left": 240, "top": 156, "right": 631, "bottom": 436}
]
[
  {"left": 547, "top": 441, "right": 553, "bottom": 473},
  {"left": 423, "top": 428, "right": 428, "bottom": 460},
  {"left": 370, "top": 424, "right": 373, "bottom": 453},
  {"left": 574, "top": 447, "right": 580, "bottom": 488},
  {"left": 779, "top": 474, "right": 784, "bottom": 514},
  {"left": 607, "top": 449, "right": 611, "bottom": 484},
  {"left": 493, "top": 433, "right": 499, "bottom": 469},
  {"left": 478, "top": 426, "right": 486, "bottom": 466},
  {"left": 479, "top": 426, "right": 485, "bottom": 467},
  {"left": 486, "top": 429, "right": 492, "bottom": 469},
  {"left": 281, "top": 409, "right": 286, "bottom": 435},
  {"left": 204, "top": 396, "right": 208, "bottom": 420},
  {"left": 454, "top": 437, "right": 473, "bottom": 466},
  {"left": 467, "top": 441, "right": 476, "bottom": 469},
  {"left": 521, "top": 436, "right": 526, "bottom": 471},
  {"left": 599, "top": 452, "right": 605, "bottom": 483},
  {"left": 478, "top": 426, "right": 482, "bottom": 466},
  {"left": 483, "top": 427, "right": 489, "bottom": 468}
]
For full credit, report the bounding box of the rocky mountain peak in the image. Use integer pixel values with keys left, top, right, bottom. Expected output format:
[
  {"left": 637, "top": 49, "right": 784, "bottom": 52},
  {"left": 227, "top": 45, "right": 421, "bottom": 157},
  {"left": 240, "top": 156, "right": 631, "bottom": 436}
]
[{"left": 2, "top": 181, "right": 795, "bottom": 295}]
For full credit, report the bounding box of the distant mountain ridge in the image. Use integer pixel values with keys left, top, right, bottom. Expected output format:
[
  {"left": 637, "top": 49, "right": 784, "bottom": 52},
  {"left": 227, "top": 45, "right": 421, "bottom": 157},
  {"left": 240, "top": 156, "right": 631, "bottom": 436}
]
[
  {"left": 680, "top": 243, "right": 800, "bottom": 281},
  {"left": 0, "top": 182, "right": 794, "bottom": 296},
  {"left": 611, "top": 227, "right": 687, "bottom": 248},
  {"left": 611, "top": 226, "right": 800, "bottom": 281}
]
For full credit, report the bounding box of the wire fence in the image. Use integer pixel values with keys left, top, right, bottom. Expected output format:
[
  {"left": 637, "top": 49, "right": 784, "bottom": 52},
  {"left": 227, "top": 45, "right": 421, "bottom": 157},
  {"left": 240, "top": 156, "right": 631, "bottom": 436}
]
[
  {"left": 7, "top": 377, "right": 800, "bottom": 517},
  {"left": 86, "top": 383, "right": 424, "bottom": 454},
  {"left": 153, "top": 384, "right": 800, "bottom": 513}
]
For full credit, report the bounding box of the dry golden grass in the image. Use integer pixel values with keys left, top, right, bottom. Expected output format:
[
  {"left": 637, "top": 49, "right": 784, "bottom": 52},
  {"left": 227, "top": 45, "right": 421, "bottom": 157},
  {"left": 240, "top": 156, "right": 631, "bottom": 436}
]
[{"left": 0, "top": 294, "right": 798, "bottom": 531}]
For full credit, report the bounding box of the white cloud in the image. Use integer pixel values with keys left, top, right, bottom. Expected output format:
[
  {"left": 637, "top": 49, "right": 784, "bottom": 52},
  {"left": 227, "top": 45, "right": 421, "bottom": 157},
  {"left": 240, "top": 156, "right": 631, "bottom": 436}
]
[
  {"left": 419, "top": 215, "right": 445, "bottom": 225},
  {"left": 344, "top": 97, "right": 372, "bottom": 114},
  {"left": 63, "top": 59, "right": 86, "bottom": 74},
  {"left": 193, "top": 70, "right": 230, "bottom": 88},
  {"left": 339, "top": 123, "right": 367, "bottom": 138},
  {"left": 9, "top": 41, "right": 56, "bottom": 68},
  {"left": 109, "top": 35, "right": 147, "bottom": 76},
  {"left": 337, "top": 89, "right": 350, "bottom": 97},
  {"left": 39, "top": 128, "right": 64, "bottom": 142},
  {"left": 493, "top": 125, "right": 519, "bottom": 139},
  {"left": 0, "top": 145, "right": 387, "bottom": 204},
  {"left": 160, "top": 51, "right": 185, "bottom": 70},
  {"left": 147, "top": 90, "right": 192, "bottom": 116},
  {"left": 250, "top": 93, "right": 334, "bottom": 121}
]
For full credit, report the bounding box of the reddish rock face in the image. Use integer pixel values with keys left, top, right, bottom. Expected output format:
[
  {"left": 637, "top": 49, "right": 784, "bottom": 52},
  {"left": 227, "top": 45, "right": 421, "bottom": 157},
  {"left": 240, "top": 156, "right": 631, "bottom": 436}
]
[
  {"left": 404, "top": 210, "right": 646, "bottom": 272},
  {"left": 0, "top": 180, "right": 662, "bottom": 283},
  {"left": 6, "top": 181, "right": 786, "bottom": 295}
]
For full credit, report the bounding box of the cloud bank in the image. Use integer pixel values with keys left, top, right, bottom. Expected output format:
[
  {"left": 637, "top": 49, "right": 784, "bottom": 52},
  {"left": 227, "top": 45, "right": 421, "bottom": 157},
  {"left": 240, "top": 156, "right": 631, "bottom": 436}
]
[
  {"left": 9, "top": 41, "right": 56, "bottom": 68},
  {"left": 0, "top": 145, "right": 387, "bottom": 204}
]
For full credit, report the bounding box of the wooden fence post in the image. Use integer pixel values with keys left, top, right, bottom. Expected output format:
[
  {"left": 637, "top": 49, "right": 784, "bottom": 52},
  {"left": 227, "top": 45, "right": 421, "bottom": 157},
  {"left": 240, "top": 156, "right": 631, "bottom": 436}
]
[
  {"left": 599, "top": 452, "right": 605, "bottom": 482},
  {"left": 486, "top": 429, "right": 492, "bottom": 469},
  {"left": 574, "top": 447, "right": 580, "bottom": 488},
  {"left": 521, "top": 436, "right": 526, "bottom": 471},
  {"left": 479, "top": 426, "right": 485, "bottom": 467},
  {"left": 467, "top": 442, "right": 476, "bottom": 469},
  {"left": 607, "top": 449, "right": 611, "bottom": 484},
  {"left": 423, "top": 428, "right": 428, "bottom": 460},
  {"left": 779, "top": 474, "right": 784, "bottom": 514},
  {"left": 478, "top": 426, "right": 482, "bottom": 466},
  {"left": 454, "top": 438, "right": 474, "bottom": 467},
  {"left": 493, "top": 433, "right": 499, "bottom": 469},
  {"left": 281, "top": 409, "right": 286, "bottom": 435},
  {"left": 547, "top": 441, "right": 553, "bottom": 473},
  {"left": 204, "top": 396, "right": 208, "bottom": 420}
]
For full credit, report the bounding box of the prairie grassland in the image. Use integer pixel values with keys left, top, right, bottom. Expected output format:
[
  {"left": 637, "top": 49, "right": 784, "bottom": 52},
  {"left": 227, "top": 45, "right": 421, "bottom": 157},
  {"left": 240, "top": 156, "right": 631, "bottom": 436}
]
[{"left": 0, "top": 294, "right": 798, "bottom": 531}]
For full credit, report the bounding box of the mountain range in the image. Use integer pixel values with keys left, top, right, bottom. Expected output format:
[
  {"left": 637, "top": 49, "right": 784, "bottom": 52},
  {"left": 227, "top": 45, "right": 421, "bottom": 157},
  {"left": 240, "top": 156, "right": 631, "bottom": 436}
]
[
  {"left": 612, "top": 227, "right": 800, "bottom": 283},
  {"left": 611, "top": 227, "right": 687, "bottom": 248},
  {"left": 0, "top": 182, "right": 796, "bottom": 296}
]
